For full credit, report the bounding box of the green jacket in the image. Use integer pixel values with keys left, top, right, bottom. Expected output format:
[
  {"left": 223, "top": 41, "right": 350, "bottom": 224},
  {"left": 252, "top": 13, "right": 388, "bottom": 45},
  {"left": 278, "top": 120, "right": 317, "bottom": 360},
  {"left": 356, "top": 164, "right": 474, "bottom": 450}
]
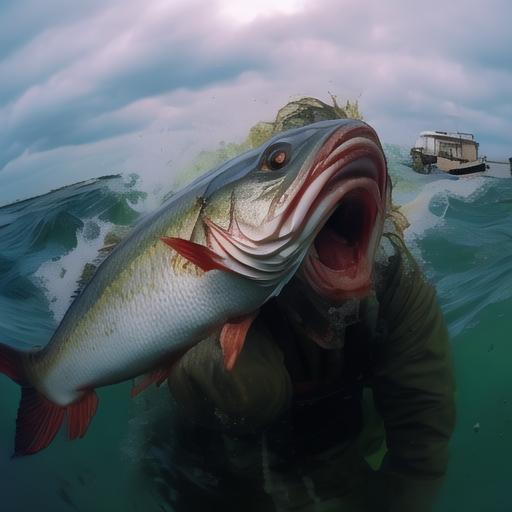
[{"left": 165, "top": 233, "right": 456, "bottom": 511}]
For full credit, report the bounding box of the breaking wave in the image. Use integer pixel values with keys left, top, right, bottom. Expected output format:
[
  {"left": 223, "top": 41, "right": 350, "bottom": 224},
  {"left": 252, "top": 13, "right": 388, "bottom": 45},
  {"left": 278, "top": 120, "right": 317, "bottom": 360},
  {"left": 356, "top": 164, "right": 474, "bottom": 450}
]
[{"left": 0, "top": 146, "right": 510, "bottom": 511}]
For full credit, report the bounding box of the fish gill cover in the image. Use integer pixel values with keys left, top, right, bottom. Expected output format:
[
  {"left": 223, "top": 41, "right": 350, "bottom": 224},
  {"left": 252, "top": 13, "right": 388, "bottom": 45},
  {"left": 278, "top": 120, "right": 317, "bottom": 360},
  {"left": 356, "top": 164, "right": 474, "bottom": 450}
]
[{"left": 0, "top": 98, "right": 511, "bottom": 511}]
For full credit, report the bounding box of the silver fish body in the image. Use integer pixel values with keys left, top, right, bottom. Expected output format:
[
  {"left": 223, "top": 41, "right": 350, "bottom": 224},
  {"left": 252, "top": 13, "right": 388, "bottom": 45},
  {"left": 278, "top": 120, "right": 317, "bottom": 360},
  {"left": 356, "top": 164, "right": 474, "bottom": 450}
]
[{"left": 1, "top": 118, "right": 389, "bottom": 455}]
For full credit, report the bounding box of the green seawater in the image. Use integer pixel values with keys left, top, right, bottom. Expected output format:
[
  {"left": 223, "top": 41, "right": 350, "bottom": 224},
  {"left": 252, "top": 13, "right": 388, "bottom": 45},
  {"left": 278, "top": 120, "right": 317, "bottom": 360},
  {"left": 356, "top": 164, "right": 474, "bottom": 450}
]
[
  {"left": 413, "top": 170, "right": 512, "bottom": 512},
  {"left": 0, "top": 151, "right": 510, "bottom": 511}
]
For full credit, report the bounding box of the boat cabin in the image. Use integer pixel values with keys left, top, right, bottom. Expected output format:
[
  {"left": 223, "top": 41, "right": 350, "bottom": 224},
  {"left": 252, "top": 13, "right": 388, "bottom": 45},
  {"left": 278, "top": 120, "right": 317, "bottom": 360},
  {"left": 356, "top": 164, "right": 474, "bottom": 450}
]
[
  {"left": 414, "top": 131, "right": 478, "bottom": 161},
  {"left": 411, "top": 131, "right": 485, "bottom": 175}
]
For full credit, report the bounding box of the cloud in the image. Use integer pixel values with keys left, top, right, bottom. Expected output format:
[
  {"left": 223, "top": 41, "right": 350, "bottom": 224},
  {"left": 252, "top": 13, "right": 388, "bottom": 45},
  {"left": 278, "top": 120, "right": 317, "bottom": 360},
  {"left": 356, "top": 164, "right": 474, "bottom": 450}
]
[
  {"left": 0, "top": 1, "right": 272, "bottom": 167},
  {"left": 0, "top": 1, "right": 107, "bottom": 61},
  {"left": 1, "top": 0, "right": 511, "bottom": 204}
]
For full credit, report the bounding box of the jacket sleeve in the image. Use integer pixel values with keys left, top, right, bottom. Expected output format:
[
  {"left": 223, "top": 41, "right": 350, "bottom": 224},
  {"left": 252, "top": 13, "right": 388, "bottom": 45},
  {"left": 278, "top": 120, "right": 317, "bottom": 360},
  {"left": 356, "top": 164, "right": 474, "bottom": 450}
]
[
  {"left": 372, "top": 234, "right": 456, "bottom": 479},
  {"left": 167, "top": 320, "right": 292, "bottom": 433},
  {"left": 367, "top": 234, "right": 456, "bottom": 512}
]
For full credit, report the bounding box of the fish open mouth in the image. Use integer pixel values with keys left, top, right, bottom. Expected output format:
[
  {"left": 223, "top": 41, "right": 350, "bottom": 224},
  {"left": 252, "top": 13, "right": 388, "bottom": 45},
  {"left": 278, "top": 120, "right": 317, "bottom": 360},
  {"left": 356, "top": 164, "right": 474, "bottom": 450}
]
[
  {"left": 303, "top": 184, "right": 381, "bottom": 301},
  {"left": 314, "top": 188, "right": 377, "bottom": 274},
  {"left": 297, "top": 127, "right": 387, "bottom": 301}
]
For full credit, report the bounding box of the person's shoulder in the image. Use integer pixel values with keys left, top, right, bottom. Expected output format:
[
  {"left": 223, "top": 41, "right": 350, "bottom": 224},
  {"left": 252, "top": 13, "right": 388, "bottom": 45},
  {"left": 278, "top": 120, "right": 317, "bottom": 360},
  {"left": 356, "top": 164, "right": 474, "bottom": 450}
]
[{"left": 373, "top": 217, "right": 422, "bottom": 301}]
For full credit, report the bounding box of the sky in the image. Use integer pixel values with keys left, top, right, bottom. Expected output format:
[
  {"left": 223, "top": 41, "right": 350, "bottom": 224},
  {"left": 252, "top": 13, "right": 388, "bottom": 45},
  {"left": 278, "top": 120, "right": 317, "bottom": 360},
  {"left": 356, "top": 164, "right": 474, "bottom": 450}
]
[{"left": 1, "top": 0, "right": 511, "bottom": 204}]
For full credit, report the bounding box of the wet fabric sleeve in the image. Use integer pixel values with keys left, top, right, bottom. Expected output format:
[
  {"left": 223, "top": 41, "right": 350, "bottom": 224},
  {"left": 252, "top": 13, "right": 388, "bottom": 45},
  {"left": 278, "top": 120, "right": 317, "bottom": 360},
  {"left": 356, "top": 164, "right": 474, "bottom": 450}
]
[
  {"left": 167, "top": 321, "right": 292, "bottom": 433},
  {"left": 370, "top": 236, "right": 456, "bottom": 509}
]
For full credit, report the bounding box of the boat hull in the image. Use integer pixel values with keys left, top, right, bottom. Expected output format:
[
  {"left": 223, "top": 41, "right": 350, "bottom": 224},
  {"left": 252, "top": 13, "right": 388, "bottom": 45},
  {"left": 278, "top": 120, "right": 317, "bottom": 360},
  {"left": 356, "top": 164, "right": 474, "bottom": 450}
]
[
  {"left": 410, "top": 149, "right": 487, "bottom": 176},
  {"left": 447, "top": 161, "right": 487, "bottom": 176}
]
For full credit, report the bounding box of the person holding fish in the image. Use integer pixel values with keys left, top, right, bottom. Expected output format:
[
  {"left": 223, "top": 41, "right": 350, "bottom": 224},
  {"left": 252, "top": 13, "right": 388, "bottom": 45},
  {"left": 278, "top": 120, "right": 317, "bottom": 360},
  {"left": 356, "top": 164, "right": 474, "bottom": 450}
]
[
  {"left": 0, "top": 104, "right": 454, "bottom": 512},
  {"left": 164, "top": 228, "right": 455, "bottom": 512},
  {"left": 161, "top": 112, "right": 456, "bottom": 511}
]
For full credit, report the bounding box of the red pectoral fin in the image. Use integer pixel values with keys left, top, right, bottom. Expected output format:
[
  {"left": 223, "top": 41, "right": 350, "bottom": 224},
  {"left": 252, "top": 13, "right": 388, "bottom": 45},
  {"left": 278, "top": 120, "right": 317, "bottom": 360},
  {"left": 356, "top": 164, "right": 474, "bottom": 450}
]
[
  {"left": 161, "top": 237, "right": 231, "bottom": 272},
  {"left": 220, "top": 311, "right": 259, "bottom": 371},
  {"left": 130, "top": 349, "right": 188, "bottom": 398},
  {"left": 131, "top": 367, "right": 173, "bottom": 398}
]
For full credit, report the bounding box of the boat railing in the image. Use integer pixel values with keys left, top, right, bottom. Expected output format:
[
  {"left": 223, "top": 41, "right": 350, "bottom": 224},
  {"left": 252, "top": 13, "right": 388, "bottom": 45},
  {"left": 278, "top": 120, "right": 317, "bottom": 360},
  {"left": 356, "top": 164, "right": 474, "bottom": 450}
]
[{"left": 435, "top": 131, "right": 475, "bottom": 140}]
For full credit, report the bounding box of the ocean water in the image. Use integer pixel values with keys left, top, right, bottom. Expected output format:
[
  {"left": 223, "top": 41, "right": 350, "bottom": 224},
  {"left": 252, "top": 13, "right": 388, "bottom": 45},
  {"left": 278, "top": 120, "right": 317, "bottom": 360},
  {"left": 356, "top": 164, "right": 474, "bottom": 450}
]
[{"left": 0, "top": 147, "right": 511, "bottom": 511}]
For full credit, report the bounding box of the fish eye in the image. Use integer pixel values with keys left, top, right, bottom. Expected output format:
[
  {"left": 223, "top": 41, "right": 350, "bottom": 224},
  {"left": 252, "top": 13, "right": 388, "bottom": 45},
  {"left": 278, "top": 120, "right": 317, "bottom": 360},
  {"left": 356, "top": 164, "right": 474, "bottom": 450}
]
[{"left": 261, "top": 144, "right": 291, "bottom": 171}]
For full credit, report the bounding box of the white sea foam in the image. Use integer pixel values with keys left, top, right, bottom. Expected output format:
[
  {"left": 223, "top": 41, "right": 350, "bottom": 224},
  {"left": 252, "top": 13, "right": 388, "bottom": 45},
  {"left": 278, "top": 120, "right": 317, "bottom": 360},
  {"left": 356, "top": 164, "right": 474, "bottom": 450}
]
[
  {"left": 34, "top": 218, "right": 115, "bottom": 323},
  {"left": 400, "top": 174, "right": 489, "bottom": 242}
]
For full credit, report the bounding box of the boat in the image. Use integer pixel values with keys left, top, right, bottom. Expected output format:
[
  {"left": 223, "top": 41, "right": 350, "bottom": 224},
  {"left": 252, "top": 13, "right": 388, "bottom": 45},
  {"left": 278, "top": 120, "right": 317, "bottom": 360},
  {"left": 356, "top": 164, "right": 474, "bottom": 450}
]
[{"left": 410, "top": 131, "right": 488, "bottom": 175}]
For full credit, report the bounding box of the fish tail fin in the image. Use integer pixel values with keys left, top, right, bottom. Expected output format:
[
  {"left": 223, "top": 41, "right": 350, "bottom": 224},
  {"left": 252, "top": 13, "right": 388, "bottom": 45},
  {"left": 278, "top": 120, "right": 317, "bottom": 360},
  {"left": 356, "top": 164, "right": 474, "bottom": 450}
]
[
  {"left": 0, "top": 342, "right": 27, "bottom": 385},
  {"left": 1, "top": 342, "right": 98, "bottom": 456},
  {"left": 0, "top": 343, "right": 57, "bottom": 455}
]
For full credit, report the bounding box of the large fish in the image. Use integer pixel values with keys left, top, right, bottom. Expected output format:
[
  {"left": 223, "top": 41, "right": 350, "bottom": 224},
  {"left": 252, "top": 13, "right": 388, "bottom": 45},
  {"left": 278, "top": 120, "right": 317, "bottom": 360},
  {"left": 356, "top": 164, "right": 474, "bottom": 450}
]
[{"left": 0, "top": 119, "right": 388, "bottom": 456}]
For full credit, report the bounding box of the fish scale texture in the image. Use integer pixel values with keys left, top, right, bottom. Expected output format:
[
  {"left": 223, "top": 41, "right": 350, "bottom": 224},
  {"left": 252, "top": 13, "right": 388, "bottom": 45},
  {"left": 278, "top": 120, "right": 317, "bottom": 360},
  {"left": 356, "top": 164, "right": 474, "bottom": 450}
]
[{"left": 31, "top": 246, "right": 270, "bottom": 406}]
